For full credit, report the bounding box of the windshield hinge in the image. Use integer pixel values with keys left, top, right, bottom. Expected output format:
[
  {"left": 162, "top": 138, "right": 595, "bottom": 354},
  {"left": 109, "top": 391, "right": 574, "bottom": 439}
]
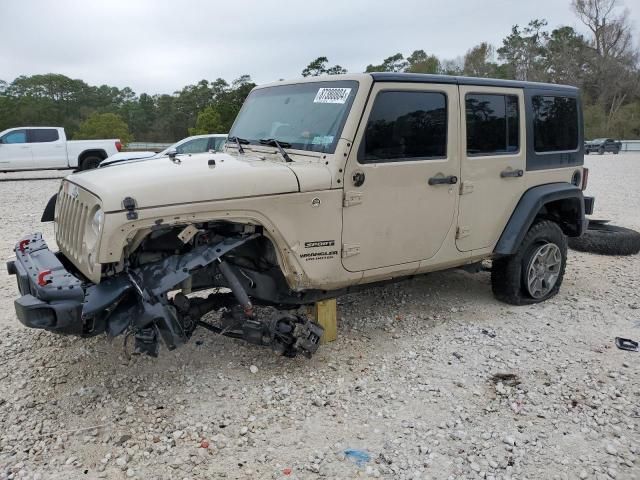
[
  {"left": 343, "top": 191, "right": 363, "bottom": 207},
  {"left": 123, "top": 197, "right": 138, "bottom": 220},
  {"left": 341, "top": 243, "right": 361, "bottom": 258}
]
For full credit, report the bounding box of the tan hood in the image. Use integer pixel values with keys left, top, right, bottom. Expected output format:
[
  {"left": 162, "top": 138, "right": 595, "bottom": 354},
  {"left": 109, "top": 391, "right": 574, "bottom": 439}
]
[{"left": 66, "top": 152, "right": 301, "bottom": 212}]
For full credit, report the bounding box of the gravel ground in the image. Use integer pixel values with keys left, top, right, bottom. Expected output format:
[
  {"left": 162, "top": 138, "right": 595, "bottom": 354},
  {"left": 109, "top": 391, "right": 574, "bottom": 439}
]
[{"left": 0, "top": 156, "right": 638, "bottom": 480}]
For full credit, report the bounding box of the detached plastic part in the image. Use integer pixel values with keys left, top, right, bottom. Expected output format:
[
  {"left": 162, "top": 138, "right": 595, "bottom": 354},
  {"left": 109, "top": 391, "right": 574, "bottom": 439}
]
[{"left": 615, "top": 337, "right": 639, "bottom": 352}]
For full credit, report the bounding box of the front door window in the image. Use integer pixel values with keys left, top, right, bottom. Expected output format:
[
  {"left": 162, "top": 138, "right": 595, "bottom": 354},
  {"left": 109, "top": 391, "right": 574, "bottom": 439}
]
[{"left": 1, "top": 130, "right": 27, "bottom": 144}]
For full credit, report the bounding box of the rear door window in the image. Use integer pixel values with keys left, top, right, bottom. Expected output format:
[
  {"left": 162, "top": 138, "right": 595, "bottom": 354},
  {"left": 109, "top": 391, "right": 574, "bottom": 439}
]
[
  {"left": 465, "top": 94, "right": 519, "bottom": 155},
  {"left": 28, "top": 129, "right": 59, "bottom": 143},
  {"left": 359, "top": 90, "right": 447, "bottom": 163},
  {"left": 532, "top": 95, "right": 578, "bottom": 152}
]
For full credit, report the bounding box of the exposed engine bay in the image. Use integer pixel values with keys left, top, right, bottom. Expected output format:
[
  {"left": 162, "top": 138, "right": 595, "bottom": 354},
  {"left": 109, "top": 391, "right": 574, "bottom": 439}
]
[{"left": 10, "top": 221, "right": 325, "bottom": 358}]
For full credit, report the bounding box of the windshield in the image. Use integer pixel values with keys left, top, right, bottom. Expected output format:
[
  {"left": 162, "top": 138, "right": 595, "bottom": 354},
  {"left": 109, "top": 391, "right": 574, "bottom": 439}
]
[{"left": 228, "top": 80, "right": 359, "bottom": 154}]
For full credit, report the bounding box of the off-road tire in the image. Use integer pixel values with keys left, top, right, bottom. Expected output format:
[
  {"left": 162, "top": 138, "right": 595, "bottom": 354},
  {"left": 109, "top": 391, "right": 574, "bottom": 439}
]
[
  {"left": 491, "top": 220, "right": 567, "bottom": 306},
  {"left": 80, "top": 156, "right": 102, "bottom": 171},
  {"left": 568, "top": 223, "right": 640, "bottom": 256}
]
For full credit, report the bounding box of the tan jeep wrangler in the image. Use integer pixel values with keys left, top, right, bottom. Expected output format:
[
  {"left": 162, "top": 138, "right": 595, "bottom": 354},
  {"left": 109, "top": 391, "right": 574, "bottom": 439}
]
[{"left": 8, "top": 73, "right": 594, "bottom": 358}]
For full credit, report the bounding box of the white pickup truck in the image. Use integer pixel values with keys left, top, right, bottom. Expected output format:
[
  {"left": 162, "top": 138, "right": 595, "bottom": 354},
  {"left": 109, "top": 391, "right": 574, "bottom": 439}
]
[{"left": 0, "top": 127, "right": 122, "bottom": 172}]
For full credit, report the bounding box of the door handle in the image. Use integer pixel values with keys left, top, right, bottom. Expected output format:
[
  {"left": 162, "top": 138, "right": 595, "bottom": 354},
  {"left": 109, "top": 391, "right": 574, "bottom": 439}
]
[
  {"left": 428, "top": 175, "right": 458, "bottom": 186},
  {"left": 500, "top": 169, "right": 524, "bottom": 178}
]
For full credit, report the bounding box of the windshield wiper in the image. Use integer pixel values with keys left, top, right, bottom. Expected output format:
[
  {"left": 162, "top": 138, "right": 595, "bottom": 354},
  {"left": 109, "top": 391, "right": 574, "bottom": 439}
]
[
  {"left": 227, "top": 136, "right": 249, "bottom": 154},
  {"left": 259, "top": 138, "right": 293, "bottom": 162}
]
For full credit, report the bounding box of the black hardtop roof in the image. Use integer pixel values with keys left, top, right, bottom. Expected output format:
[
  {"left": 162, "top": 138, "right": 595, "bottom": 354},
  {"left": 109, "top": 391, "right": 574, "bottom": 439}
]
[{"left": 369, "top": 72, "right": 579, "bottom": 92}]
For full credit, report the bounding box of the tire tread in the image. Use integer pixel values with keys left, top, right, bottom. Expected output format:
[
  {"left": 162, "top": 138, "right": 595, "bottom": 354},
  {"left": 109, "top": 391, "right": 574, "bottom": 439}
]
[{"left": 492, "top": 220, "right": 567, "bottom": 306}]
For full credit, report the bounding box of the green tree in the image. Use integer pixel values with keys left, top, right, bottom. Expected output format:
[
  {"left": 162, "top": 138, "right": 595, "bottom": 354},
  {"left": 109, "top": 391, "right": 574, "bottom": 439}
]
[
  {"left": 542, "top": 27, "right": 591, "bottom": 85},
  {"left": 405, "top": 50, "right": 441, "bottom": 73},
  {"left": 302, "top": 57, "right": 347, "bottom": 76},
  {"left": 572, "top": 0, "right": 639, "bottom": 133},
  {"left": 188, "top": 106, "right": 224, "bottom": 135},
  {"left": 463, "top": 43, "right": 501, "bottom": 77},
  {"left": 211, "top": 75, "right": 256, "bottom": 131},
  {"left": 74, "top": 112, "right": 133, "bottom": 144},
  {"left": 498, "top": 19, "right": 549, "bottom": 80},
  {"left": 365, "top": 53, "right": 408, "bottom": 72}
]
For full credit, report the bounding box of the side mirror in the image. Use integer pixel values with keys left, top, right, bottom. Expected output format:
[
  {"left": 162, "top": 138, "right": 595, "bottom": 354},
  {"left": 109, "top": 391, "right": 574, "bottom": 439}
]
[{"left": 167, "top": 148, "right": 178, "bottom": 160}]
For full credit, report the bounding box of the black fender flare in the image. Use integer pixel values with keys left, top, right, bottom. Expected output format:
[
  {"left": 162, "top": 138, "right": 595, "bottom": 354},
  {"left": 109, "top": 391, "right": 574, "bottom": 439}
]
[
  {"left": 494, "top": 183, "right": 585, "bottom": 255},
  {"left": 41, "top": 193, "right": 57, "bottom": 222}
]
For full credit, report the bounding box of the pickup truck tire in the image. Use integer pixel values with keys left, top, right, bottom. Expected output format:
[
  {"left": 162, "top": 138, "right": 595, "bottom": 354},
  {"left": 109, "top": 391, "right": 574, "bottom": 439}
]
[
  {"left": 568, "top": 223, "right": 640, "bottom": 256},
  {"left": 491, "top": 220, "right": 567, "bottom": 305},
  {"left": 80, "top": 156, "right": 102, "bottom": 171}
]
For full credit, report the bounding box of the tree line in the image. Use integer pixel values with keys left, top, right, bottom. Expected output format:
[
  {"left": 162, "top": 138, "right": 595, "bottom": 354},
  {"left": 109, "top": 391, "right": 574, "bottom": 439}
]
[{"left": 0, "top": 0, "right": 638, "bottom": 142}]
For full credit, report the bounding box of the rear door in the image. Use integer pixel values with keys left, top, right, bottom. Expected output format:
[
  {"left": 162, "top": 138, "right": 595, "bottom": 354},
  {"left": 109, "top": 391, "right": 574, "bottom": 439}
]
[
  {"left": 456, "top": 86, "right": 526, "bottom": 252},
  {"left": 0, "top": 129, "right": 33, "bottom": 170},
  {"left": 341, "top": 82, "right": 460, "bottom": 271},
  {"left": 28, "top": 128, "right": 67, "bottom": 168}
]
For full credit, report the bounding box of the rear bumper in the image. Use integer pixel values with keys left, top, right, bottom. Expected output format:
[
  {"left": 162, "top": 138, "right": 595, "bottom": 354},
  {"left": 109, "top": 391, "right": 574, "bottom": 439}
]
[{"left": 8, "top": 233, "right": 87, "bottom": 334}]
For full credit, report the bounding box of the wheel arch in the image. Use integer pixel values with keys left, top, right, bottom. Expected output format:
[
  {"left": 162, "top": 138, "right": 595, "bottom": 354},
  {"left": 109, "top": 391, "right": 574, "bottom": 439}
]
[
  {"left": 100, "top": 211, "right": 307, "bottom": 288},
  {"left": 79, "top": 149, "right": 108, "bottom": 167},
  {"left": 494, "top": 183, "right": 585, "bottom": 255}
]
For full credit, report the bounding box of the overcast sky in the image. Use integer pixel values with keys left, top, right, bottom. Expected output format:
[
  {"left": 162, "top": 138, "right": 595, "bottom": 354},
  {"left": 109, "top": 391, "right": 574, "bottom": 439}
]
[{"left": 1, "top": 0, "right": 638, "bottom": 95}]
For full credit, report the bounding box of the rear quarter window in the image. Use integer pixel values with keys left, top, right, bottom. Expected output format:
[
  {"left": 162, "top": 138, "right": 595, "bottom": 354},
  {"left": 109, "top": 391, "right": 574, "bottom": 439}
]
[{"left": 532, "top": 95, "right": 578, "bottom": 152}]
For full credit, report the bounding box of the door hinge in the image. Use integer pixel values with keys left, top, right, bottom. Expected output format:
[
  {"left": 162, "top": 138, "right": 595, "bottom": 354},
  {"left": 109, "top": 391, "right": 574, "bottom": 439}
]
[
  {"left": 459, "top": 181, "right": 474, "bottom": 195},
  {"left": 456, "top": 226, "right": 471, "bottom": 239},
  {"left": 341, "top": 243, "right": 361, "bottom": 258},
  {"left": 343, "top": 191, "right": 363, "bottom": 207}
]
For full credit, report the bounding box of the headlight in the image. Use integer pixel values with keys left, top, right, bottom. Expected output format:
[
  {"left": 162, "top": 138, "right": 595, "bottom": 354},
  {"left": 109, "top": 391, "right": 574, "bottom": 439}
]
[
  {"left": 91, "top": 209, "right": 104, "bottom": 236},
  {"left": 85, "top": 208, "right": 104, "bottom": 252}
]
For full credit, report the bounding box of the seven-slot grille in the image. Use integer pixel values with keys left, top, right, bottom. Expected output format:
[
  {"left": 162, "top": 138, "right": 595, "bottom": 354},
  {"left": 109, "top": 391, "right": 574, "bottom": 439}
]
[{"left": 56, "top": 188, "right": 90, "bottom": 262}]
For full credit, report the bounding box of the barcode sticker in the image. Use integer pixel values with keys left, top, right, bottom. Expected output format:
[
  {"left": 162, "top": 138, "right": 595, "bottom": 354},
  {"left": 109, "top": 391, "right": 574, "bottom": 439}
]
[{"left": 313, "top": 87, "right": 352, "bottom": 104}]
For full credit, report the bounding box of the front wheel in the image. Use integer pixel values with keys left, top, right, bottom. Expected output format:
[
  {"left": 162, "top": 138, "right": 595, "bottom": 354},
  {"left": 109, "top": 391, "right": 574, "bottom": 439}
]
[{"left": 491, "top": 220, "right": 567, "bottom": 305}]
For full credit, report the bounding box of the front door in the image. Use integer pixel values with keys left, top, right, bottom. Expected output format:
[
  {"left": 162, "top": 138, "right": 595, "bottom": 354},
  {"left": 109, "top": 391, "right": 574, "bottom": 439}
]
[
  {"left": 0, "top": 129, "right": 33, "bottom": 170},
  {"left": 341, "top": 83, "right": 460, "bottom": 271},
  {"left": 456, "top": 86, "right": 526, "bottom": 251}
]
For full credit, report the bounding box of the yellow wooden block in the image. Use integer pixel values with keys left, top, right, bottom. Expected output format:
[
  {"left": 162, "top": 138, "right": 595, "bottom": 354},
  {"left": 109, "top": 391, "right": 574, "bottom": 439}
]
[{"left": 313, "top": 298, "right": 337, "bottom": 344}]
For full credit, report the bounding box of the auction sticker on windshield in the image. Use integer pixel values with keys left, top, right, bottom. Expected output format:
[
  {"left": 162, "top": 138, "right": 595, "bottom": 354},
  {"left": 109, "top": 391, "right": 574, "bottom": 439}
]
[{"left": 314, "top": 88, "right": 352, "bottom": 104}]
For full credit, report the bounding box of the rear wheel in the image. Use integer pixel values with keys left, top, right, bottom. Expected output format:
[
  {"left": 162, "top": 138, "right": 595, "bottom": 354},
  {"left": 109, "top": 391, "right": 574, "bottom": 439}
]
[
  {"left": 80, "top": 156, "right": 102, "bottom": 170},
  {"left": 492, "top": 220, "right": 567, "bottom": 305}
]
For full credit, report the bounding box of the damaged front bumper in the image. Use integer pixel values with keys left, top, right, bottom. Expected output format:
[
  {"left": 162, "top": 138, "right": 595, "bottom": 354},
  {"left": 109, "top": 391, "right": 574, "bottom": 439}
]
[
  {"left": 8, "top": 233, "right": 323, "bottom": 358},
  {"left": 9, "top": 233, "right": 88, "bottom": 335}
]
